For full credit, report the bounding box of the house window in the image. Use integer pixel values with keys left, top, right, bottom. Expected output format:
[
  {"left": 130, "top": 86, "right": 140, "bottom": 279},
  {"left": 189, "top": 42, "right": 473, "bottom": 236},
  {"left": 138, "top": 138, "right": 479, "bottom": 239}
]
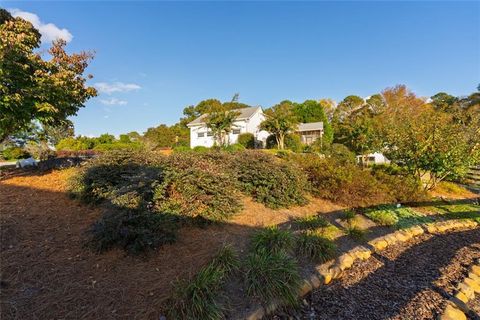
[
  {"left": 207, "top": 131, "right": 213, "bottom": 137},
  {"left": 198, "top": 132, "right": 205, "bottom": 138},
  {"left": 232, "top": 129, "right": 241, "bottom": 134}
]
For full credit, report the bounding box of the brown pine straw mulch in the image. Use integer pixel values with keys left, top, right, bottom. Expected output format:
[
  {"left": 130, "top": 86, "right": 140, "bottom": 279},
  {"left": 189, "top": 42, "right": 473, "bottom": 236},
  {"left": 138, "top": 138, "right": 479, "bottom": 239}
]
[
  {"left": 0, "top": 169, "right": 342, "bottom": 320},
  {"left": 285, "top": 229, "right": 480, "bottom": 320}
]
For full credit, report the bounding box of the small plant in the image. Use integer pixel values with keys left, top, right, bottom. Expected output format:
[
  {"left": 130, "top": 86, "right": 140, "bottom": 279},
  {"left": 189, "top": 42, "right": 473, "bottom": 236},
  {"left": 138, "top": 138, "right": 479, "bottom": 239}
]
[
  {"left": 251, "top": 226, "right": 294, "bottom": 254},
  {"left": 295, "top": 231, "right": 336, "bottom": 262},
  {"left": 167, "top": 246, "right": 238, "bottom": 319},
  {"left": 87, "top": 210, "right": 178, "bottom": 253},
  {"left": 346, "top": 226, "right": 367, "bottom": 242},
  {"left": 364, "top": 206, "right": 399, "bottom": 226},
  {"left": 244, "top": 249, "right": 301, "bottom": 306},
  {"left": 294, "top": 214, "right": 329, "bottom": 230},
  {"left": 342, "top": 209, "right": 356, "bottom": 222}
]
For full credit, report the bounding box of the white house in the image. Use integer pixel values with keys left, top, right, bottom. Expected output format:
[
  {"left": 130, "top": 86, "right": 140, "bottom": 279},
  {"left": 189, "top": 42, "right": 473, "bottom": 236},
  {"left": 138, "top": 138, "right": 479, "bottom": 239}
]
[
  {"left": 187, "top": 106, "right": 325, "bottom": 148},
  {"left": 356, "top": 152, "right": 390, "bottom": 166},
  {"left": 187, "top": 107, "right": 270, "bottom": 148}
]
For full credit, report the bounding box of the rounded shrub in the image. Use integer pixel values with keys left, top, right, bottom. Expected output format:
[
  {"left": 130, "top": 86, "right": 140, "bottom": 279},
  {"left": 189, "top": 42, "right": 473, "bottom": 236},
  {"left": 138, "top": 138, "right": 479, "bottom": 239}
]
[
  {"left": 285, "top": 134, "right": 302, "bottom": 153},
  {"left": 233, "top": 151, "right": 309, "bottom": 209},
  {"left": 237, "top": 133, "right": 255, "bottom": 149},
  {"left": 223, "top": 143, "right": 245, "bottom": 152}
]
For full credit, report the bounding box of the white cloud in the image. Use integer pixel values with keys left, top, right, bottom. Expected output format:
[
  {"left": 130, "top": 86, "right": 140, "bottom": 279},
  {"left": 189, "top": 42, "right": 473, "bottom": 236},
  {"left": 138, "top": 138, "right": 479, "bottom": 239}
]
[
  {"left": 100, "top": 98, "right": 128, "bottom": 106},
  {"left": 95, "top": 82, "right": 141, "bottom": 95},
  {"left": 9, "top": 9, "right": 73, "bottom": 43}
]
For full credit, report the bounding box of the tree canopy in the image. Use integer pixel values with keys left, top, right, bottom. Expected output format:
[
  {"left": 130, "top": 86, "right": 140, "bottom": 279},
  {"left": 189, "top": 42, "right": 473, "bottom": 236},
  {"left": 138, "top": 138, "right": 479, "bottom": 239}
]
[
  {"left": 260, "top": 101, "right": 299, "bottom": 150},
  {"left": 0, "top": 8, "right": 97, "bottom": 143}
]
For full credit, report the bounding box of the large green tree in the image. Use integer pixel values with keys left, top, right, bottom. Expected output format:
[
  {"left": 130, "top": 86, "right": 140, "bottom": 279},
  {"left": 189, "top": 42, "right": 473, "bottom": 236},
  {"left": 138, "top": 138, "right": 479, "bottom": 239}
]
[
  {"left": 0, "top": 9, "right": 97, "bottom": 143},
  {"left": 376, "top": 85, "right": 480, "bottom": 190},
  {"left": 260, "top": 101, "right": 299, "bottom": 150},
  {"left": 293, "top": 99, "right": 333, "bottom": 144},
  {"left": 204, "top": 101, "right": 240, "bottom": 146}
]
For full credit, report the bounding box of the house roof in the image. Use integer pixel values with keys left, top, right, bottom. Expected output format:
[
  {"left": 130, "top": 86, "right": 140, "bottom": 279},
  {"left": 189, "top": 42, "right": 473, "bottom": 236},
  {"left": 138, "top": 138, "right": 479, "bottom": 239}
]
[
  {"left": 297, "top": 122, "right": 324, "bottom": 132},
  {"left": 187, "top": 106, "right": 261, "bottom": 126}
]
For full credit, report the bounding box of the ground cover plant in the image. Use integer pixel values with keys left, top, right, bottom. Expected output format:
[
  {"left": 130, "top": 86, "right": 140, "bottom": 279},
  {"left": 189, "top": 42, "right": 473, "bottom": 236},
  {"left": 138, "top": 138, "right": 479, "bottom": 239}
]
[
  {"left": 167, "top": 246, "right": 239, "bottom": 319},
  {"left": 251, "top": 226, "right": 295, "bottom": 254},
  {"left": 293, "top": 214, "right": 330, "bottom": 231},
  {"left": 363, "top": 205, "right": 434, "bottom": 228}
]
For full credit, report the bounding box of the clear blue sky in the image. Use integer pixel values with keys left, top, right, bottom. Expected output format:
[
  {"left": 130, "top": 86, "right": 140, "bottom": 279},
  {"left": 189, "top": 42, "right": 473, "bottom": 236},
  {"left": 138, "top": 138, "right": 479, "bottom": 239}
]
[{"left": 4, "top": 1, "right": 480, "bottom": 137}]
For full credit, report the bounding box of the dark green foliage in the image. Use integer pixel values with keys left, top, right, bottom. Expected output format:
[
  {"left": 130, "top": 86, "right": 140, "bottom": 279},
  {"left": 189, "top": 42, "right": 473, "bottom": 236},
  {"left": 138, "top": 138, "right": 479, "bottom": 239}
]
[
  {"left": 167, "top": 246, "right": 238, "bottom": 319},
  {"left": 244, "top": 249, "right": 301, "bottom": 306},
  {"left": 223, "top": 143, "right": 245, "bottom": 152},
  {"left": 88, "top": 210, "right": 178, "bottom": 253},
  {"left": 234, "top": 151, "right": 308, "bottom": 208},
  {"left": 251, "top": 226, "right": 294, "bottom": 253},
  {"left": 295, "top": 231, "right": 336, "bottom": 262},
  {"left": 1, "top": 146, "right": 30, "bottom": 160},
  {"left": 237, "top": 133, "right": 255, "bottom": 149},
  {"left": 153, "top": 152, "right": 241, "bottom": 221},
  {"left": 294, "top": 215, "right": 329, "bottom": 230},
  {"left": 285, "top": 134, "right": 302, "bottom": 152},
  {"left": 342, "top": 210, "right": 356, "bottom": 222}
]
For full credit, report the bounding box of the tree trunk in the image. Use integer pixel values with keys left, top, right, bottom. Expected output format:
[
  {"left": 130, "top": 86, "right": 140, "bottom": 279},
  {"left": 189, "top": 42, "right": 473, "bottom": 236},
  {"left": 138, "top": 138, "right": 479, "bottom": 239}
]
[{"left": 278, "top": 134, "right": 285, "bottom": 150}]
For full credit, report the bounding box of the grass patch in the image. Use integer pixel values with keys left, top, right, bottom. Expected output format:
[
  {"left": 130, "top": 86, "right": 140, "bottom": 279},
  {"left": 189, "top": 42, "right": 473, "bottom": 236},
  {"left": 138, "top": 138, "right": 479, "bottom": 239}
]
[
  {"left": 251, "top": 226, "right": 294, "bottom": 254},
  {"left": 167, "top": 246, "right": 238, "bottom": 319},
  {"left": 295, "top": 231, "right": 337, "bottom": 262},
  {"left": 244, "top": 249, "right": 301, "bottom": 306},
  {"left": 294, "top": 214, "right": 329, "bottom": 230}
]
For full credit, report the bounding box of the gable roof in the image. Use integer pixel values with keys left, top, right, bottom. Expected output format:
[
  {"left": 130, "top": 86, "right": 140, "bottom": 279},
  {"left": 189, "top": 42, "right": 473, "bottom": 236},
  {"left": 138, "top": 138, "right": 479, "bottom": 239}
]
[
  {"left": 187, "top": 106, "right": 261, "bottom": 126},
  {"left": 297, "top": 122, "right": 323, "bottom": 132}
]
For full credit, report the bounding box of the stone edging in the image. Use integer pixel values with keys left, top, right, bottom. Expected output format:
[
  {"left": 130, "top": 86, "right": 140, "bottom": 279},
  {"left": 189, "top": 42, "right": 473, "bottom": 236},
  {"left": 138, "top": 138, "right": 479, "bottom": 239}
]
[
  {"left": 244, "top": 219, "right": 479, "bottom": 320},
  {"left": 440, "top": 259, "right": 480, "bottom": 320}
]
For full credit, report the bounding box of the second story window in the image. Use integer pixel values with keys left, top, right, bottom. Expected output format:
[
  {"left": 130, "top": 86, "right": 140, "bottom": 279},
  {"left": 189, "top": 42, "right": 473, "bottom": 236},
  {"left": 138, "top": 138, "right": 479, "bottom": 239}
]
[
  {"left": 198, "top": 132, "right": 205, "bottom": 138},
  {"left": 232, "top": 129, "right": 241, "bottom": 135},
  {"left": 207, "top": 132, "right": 213, "bottom": 137}
]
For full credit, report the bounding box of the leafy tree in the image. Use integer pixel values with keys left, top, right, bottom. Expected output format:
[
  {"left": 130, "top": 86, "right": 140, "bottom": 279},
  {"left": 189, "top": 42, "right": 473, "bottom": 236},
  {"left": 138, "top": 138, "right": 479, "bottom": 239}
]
[
  {"left": 260, "top": 101, "right": 299, "bottom": 150},
  {"left": 334, "top": 106, "right": 378, "bottom": 159},
  {"left": 376, "top": 85, "right": 480, "bottom": 190},
  {"left": 430, "top": 92, "right": 459, "bottom": 112},
  {"left": 318, "top": 99, "right": 336, "bottom": 121},
  {"left": 0, "top": 10, "right": 97, "bottom": 142},
  {"left": 205, "top": 102, "right": 240, "bottom": 146},
  {"left": 293, "top": 99, "right": 333, "bottom": 144},
  {"left": 366, "top": 94, "right": 386, "bottom": 114},
  {"left": 42, "top": 120, "right": 74, "bottom": 146},
  {"left": 144, "top": 124, "right": 177, "bottom": 148},
  {"left": 334, "top": 95, "right": 364, "bottom": 121}
]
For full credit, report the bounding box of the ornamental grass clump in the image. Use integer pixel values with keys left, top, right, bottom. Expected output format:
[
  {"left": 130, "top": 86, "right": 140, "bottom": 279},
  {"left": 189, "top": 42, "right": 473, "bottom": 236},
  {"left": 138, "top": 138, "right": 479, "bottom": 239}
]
[
  {"left": 295, "top": 230, "right": 336, "bottom": 262},
  {"left": 233, "top": 151, "right": 309, "bottom": 209},
  {"left": 244, "top": 249, "right": 301, "bottom": 306},
  {"left": 167, "top": 246, "right": 239, "bottom": 320},
  {"left": 251, "top": 226, "right": 295, "bottom": 254}
]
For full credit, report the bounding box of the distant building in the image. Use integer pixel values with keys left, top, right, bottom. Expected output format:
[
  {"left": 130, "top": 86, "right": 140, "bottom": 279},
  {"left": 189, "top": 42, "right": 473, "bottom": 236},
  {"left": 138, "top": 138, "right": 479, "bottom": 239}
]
[
  {"left": 356, "top": 152, "right": 390, "bottom": 166},
  {"left": 187, "top": 107, "right": 324, "bottom": 148}
]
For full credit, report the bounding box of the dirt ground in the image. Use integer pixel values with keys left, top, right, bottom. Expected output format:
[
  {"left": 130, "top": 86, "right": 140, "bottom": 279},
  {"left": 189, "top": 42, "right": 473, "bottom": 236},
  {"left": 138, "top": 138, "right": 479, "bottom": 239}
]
[{"left": 0, "top": 169, "right": 343, "bottom": 319}]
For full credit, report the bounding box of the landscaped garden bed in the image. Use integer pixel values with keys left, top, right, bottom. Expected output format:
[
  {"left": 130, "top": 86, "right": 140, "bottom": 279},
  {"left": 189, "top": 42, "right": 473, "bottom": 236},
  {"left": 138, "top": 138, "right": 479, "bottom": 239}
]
[{"left": 1, "top": 149, "right": 479, "bottom": 319}]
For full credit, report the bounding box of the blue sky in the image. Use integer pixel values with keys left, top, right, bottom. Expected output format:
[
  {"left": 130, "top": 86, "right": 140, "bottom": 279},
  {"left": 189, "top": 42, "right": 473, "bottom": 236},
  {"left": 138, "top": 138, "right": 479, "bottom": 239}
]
[{"left": 3, "top": 1, "right": 480, "bottom": 137}]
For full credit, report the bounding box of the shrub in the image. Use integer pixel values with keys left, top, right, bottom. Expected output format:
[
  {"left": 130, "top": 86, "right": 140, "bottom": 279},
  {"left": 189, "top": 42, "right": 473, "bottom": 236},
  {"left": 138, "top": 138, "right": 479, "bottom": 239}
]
[
  {"left": 223, "top": 143, "right": 245, "bottom": 152},
  {"left": 167, "top": 246, "right": 238, "bottom": 319},
  {"left": 1, "top": 147, "right": 30, "bottom": 160},
  {"left": 364, "top": 204, "right": 432, "bottom": 228},
  {"left": 193, "top": 146, "right": 210, "bottom": 152},
  {"left": 323, "top": 143, "right": 356, "bottom": 165},
  {"left": 285, "top": 134, "right": 303, "bottom": 153},
  {"left": 251, "top": 226, "right": 294, "bottom": 253},
  {"left": 244, "top": 249, "right": 301, "bottom": 306},
  {"left": 233, "top": 151, "right": 309, "bottom": 208},
  {"left": 295, "top": 231, "right": 336, "bottom": 262},
  {"left": 237, "top": 133, "right": 255, "bottom": 149},
  {"left": 372, "top": 168, "right": 426, "bottom": 203},
  {"left": 294, "top": 215, "right": 329, "bottom": 230},
  {"left": 153, "top": 152, "right": 242, "bottom": 221},
  {"left": 173, "top": 145, "right": 191, "bottom": 153},
  {"left": 88, "top": 210, "right": 178, "bottom": 253}
]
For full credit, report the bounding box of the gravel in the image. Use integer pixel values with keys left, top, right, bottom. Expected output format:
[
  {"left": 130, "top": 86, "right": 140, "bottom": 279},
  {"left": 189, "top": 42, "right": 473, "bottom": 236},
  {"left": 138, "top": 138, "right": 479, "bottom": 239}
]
[{"left": 275, "top": 228, "right": 480, "bottom": 320}]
